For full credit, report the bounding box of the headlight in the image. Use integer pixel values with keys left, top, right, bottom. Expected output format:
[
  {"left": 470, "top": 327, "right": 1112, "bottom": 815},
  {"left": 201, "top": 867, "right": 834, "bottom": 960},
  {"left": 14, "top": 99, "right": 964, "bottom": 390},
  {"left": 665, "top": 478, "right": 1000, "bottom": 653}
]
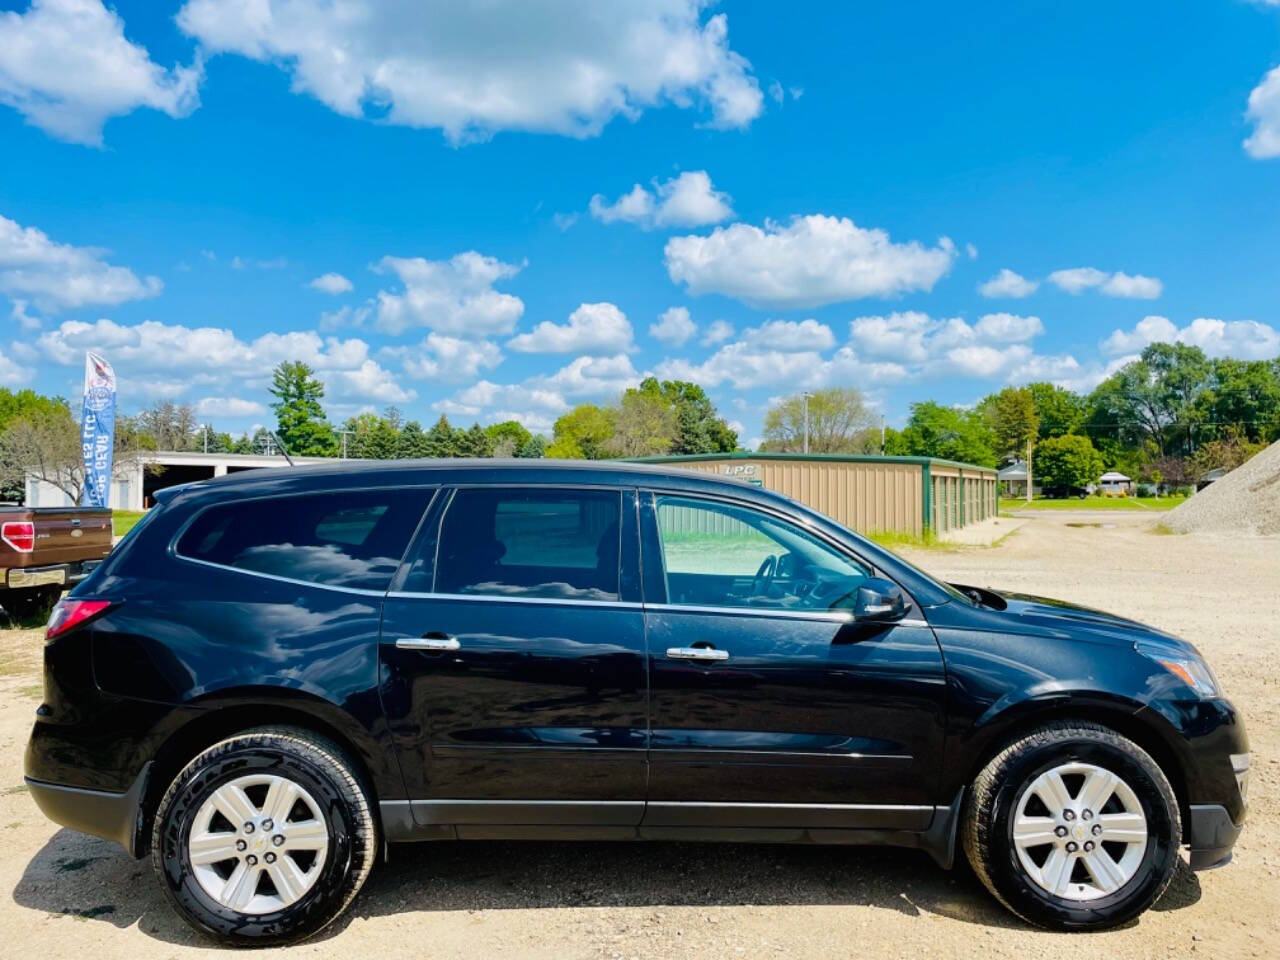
[{"left": 1136, "top": 641, "right": 1220, "bottom": 698}]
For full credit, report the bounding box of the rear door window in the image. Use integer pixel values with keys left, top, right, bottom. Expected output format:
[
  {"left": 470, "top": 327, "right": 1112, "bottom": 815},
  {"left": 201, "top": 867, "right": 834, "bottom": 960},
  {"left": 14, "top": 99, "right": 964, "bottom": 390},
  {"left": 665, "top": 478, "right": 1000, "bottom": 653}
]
[
  {"left": 435, "top": 488, "right": 621, "bottom": 601},
  {"left": 177, "top": 488, "right": 431, "bottom": 591}
]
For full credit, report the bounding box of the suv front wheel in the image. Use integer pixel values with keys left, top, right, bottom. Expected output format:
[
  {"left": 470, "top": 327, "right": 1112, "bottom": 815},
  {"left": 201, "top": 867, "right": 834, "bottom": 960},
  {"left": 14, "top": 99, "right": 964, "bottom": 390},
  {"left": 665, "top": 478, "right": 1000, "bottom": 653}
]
[
  {"left": 151, "top": 726, "right": 377, "bottom": 946},
  {"left": 962, "top": 721, "right": 1181, "bottom": 930}
]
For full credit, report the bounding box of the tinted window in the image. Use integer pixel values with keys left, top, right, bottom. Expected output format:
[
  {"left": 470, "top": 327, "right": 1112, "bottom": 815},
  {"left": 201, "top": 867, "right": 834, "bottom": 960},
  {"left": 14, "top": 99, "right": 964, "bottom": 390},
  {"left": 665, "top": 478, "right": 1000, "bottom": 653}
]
[
  {"left": 655, "top": 496, "right": 869, "bottom": 611},
  {"left": 177, "top": 489, "right": 429, "bottom": 591},
  {"left": 436, "top": 488, "right": 621, "bottom": 601}
]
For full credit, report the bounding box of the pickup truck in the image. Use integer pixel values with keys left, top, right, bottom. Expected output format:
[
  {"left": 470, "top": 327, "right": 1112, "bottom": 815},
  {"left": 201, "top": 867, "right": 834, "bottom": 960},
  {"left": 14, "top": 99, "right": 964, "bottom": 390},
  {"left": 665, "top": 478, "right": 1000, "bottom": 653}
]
[{"left": 0, "top": 506, "right": 113, "bottom": 619}]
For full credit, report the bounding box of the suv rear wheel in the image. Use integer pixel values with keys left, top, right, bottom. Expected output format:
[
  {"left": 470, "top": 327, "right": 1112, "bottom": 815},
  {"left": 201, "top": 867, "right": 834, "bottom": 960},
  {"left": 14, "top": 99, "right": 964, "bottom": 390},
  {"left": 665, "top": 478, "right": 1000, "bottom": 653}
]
[
  {"left": 151, "top": 726, "right": 377, "bottom": 946},
  {"left": 962, "top": 721, "right": 1181, "bottom": 930}
]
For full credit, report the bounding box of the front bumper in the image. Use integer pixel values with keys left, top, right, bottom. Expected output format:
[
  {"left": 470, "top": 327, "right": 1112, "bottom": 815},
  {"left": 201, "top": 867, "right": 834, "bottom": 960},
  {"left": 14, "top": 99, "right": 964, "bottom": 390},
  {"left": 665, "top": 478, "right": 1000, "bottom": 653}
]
[
  {"left": 1186, "top": 803, "right": 1244, "bottom": 870},
  {"left": 24, "top": 761, "right": 151, "bottom": 857}
]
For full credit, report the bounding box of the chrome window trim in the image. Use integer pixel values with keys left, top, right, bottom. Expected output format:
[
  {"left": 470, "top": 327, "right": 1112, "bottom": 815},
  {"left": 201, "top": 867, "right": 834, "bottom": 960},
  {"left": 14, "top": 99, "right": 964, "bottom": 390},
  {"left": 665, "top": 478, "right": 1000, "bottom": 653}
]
[
  {"left": 385, "top": 589, "right": 641, "bottom": 610},
  {"left": 382, "top": 590, "right": 929, "bottom": 627}
]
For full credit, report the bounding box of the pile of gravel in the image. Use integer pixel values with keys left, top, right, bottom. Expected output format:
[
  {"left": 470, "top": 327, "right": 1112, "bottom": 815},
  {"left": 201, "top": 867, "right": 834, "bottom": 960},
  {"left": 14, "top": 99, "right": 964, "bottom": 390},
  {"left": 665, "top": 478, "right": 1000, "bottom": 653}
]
[{"left": 1164, "top": 438, "right": 1280, "bottom": 536}]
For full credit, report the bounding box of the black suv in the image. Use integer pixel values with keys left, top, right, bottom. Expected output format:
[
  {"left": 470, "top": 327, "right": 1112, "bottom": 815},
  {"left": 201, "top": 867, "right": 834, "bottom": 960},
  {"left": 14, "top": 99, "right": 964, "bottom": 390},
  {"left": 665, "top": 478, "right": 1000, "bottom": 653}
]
[{"left": 25, "top": 461, "right": 1248, "bottom": 945}]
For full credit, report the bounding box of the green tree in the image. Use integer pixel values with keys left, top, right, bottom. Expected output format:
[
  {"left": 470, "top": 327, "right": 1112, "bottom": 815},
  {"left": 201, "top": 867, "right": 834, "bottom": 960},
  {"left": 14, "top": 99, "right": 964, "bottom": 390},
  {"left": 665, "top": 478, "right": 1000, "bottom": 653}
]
[
  {"left": 423, "top": 415, "right": 462, "bottom": 457},
  {"left": 517, "top": 434, "right": 547, "bottom": 458},
  {"left": 895, "top": 401, "right": 997, "bottom": 466},
  {"left": 1033, "top": 434, "right": 1105, "bottom": 491},
  {"left": 761, "top": 388, "right": 877, "bottom": 453},
  {"left": 1026, "top": 382, "right": 1085, "bottom": 440},
  {"left": 0, "top": 388, "right": 68, "bottom": 434},
  {"left": 458, "top": 423, "right": 494, "bottom": 457},
  {"left": 548, "top": 404, "right": 614, "bottom": 459},
  {"left": 608, "top": 383, "right": 678, "bottom": 457},
  {"left": 984, "top": 386, "right": 1040, "bottom": 459},
  {"left": 485, "top": 419, "right": 533, "bottom": 458},
  {"left": 396, "top": 420, "right": 430, "bottom": 458},
  {"left": 269, "top": 361, "right": 337, "bottom": 456},
  {"left": 647, "top": 378, "right": 736, "bottom": 454},
  {"left": 1195, "top": 358, "right": 1280, "bottom": 445}
]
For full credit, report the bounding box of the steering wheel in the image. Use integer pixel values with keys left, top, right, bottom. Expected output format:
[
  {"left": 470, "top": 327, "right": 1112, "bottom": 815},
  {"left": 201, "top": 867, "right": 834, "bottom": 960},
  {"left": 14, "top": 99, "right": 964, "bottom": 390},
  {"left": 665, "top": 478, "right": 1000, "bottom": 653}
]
[{"left": 753, "top": 554, "right": 777, "bottom": 594}]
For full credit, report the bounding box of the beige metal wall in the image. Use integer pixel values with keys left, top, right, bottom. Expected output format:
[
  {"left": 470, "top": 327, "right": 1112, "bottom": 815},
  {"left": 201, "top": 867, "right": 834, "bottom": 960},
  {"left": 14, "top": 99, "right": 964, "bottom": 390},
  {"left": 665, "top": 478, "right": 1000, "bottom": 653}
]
[
  {"left": 929, "top": 463, "right": 999, "bottom": 535},
  {"left": 667, "top": 458, "right": 926, "bottom": 536}
]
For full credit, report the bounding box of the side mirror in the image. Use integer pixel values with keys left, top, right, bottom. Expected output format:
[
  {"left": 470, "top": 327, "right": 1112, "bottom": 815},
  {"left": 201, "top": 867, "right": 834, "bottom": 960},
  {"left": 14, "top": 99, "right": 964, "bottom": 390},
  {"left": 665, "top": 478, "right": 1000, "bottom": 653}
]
[{"left": 852, "top": 577, "right": 908, "bottom": 622}]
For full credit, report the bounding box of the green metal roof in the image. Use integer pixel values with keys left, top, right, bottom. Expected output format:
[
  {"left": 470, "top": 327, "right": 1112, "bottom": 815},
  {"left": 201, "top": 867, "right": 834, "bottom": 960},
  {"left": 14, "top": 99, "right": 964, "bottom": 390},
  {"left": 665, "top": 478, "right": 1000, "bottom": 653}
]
[{"left": 630, "top": 451, "right": 998, "bottom": 473}]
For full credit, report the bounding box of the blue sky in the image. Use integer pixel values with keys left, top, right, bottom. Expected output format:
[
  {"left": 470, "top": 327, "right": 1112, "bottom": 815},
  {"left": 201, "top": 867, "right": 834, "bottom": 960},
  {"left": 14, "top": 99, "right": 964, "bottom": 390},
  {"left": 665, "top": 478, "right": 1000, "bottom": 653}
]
[{"left": 3, "top": 0, "right": 1280, "bottom": 446}]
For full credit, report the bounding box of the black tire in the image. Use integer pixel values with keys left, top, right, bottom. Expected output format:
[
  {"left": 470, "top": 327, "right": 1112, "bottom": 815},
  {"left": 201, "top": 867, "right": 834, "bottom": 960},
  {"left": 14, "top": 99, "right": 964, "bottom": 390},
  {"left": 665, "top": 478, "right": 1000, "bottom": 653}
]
[
  {"left": 961, "top": 721, "right": 1181, "bottom": 930},
  {"left": 151, "top": 726, "right": 377, "bottom": 947}
]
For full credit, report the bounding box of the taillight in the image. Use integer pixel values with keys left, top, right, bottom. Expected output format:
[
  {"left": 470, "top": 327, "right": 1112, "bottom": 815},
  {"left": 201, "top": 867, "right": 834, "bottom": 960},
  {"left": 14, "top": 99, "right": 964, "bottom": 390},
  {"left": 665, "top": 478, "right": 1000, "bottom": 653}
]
[
  {"left": 45, "top": 599, "right": 112, "bottom": 640},
  {"left": 1, "top": 521, "right": 34, "bottom": 553}
]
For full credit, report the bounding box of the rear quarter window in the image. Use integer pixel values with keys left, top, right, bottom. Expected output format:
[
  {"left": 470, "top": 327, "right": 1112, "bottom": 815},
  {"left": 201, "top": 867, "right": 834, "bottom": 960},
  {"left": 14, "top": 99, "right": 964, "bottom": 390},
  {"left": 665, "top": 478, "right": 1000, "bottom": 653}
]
[{"left": 176, "top": 489, "right": 431, "bottom": 592}]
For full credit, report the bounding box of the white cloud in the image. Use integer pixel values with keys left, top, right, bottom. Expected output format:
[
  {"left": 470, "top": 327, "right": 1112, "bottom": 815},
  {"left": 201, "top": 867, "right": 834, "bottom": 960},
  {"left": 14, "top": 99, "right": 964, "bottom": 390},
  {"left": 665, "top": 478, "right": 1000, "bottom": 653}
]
[
  {"left": 701, "top": 319, "right": 734, "bottom": 345},
  {"left": 1100, "top": 271, "right": 1162, "bottom": 299},
  {"left": 739, "top": 318, "right": 835, "bottom": 352},
  {"left": 973, "top": 312, "right": 1044, "bottom": 342},
  {"left": 196, "top": 396, "right": 266, "bottom": 417},
  {"left": 540, "top": 353, "right": 641, "bottom": 398},
  {"left": 649, "top": 306, "right": 696, "bottom": 346},
  {"left": 373, "top": 251, "right": 524, "bottom": 336},
  {"left": 665, "top": 214, "right": 957, "bottom": 308},
  {"left": 0, "top": 0, "right": 201, "bottom": 145},
  {"left": 508, "top": 301, "right": 634, "bottom": 354},
  {"left": 848, "top": 311, "right": 1045, "bottom": 377},
  {"left": 1048, "top": 266, "right": 1162, "bottom": 299},
  {"left": 0, "top": 345, "right": 29, "bottom": 386},
  {"left": 9, "top": 299, "right": 41, "bottom": 331},
  {"left": 309, "top": 272, "right": 353, "bottom": 295},
  {"left": 655, "top": 344, "right": 825, "bottom": 390},
  {"left": 383, "top": 332, "right": 503, "bottom": 382},
  {"left": 1102, "top": 315, "right": 1280, "bottom": 360},
  {"left": 0, "top": 213, "right": 162, "bottom": 312},
  {"left": 1245, "top": 64, "right": 1280, "bottom": 159},
  {"left": 36, "top": 317, "right": 413, "bottom": 405},
  {"left": 590, "top": 170, "right": 733, "bottom": 229},
  {"left": 979, "top": 268, "right": 1038, "bottom": 298},
  {"left": 177, "top": 0, "right": 762, "bottom": 144}
]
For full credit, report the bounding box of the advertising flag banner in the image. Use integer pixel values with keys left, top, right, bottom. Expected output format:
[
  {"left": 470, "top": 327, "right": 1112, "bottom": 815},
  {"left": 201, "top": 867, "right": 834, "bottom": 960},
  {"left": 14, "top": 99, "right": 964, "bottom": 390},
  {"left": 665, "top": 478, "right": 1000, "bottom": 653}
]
[{"left": 80, "top": 352, "right": 116, "bottom": 508}]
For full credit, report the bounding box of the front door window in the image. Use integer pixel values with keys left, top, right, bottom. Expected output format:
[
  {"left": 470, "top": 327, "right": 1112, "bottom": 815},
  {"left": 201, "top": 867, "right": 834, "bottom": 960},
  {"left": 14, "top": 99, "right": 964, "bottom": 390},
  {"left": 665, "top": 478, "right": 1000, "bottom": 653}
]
[{"left": 654, "top": 495, "right": 870, "bottom": 611}]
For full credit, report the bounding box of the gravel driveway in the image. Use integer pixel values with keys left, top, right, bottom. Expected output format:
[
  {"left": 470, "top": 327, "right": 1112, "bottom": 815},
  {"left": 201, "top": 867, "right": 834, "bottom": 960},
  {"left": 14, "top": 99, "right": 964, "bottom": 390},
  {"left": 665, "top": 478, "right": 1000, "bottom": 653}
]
[{"left": 1, "top": 511, "right": 1275, "bottom": 958}]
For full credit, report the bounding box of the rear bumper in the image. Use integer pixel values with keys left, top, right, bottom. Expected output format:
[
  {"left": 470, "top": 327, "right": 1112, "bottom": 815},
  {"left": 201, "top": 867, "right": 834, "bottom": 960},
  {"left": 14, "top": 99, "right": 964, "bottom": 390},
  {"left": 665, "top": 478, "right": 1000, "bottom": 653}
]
[
  {"left": 24, "top": 761, "right": 151, "bottom": 858},
  {"left": 3, "top": 559, "right": 101, "bottom": 589},
  {"left": 1186, "top": 803, "right": 1244, "bottom": 870}
]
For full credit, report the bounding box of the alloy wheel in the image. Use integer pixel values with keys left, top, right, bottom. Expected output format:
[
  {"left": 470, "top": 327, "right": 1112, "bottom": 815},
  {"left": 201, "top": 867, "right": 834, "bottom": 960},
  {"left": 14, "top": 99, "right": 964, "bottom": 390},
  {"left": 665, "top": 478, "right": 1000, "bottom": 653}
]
[
  {"left": 188, "top": 773, "right": 330, "bottom": 914},
  {"left": 1011, "top": 761, "right": 1149, "bottom": 901}
]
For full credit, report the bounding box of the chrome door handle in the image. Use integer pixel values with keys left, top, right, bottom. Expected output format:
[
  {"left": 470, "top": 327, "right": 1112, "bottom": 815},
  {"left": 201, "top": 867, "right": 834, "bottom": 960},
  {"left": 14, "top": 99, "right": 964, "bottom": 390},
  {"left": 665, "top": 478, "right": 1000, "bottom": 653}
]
[
  {"left": 666, "top": 646, "right": 729, "bottom": 662},
  {"left": 396, "top": 636, "right": 460, "bottom": 652}
]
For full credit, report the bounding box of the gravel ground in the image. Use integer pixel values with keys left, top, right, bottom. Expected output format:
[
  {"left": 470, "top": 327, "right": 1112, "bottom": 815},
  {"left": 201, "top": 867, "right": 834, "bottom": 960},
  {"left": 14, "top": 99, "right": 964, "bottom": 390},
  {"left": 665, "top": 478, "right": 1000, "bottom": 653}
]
[
  {"left": 1165, "top": 439, "right": 1280, "bottom": 536},
  {"left": 0, "top": 511, "right": 1275, "bottom": 958}
]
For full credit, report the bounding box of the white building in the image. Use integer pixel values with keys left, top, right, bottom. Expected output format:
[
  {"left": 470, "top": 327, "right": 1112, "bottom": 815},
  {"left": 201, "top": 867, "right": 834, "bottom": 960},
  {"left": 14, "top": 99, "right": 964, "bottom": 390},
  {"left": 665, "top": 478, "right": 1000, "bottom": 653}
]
[{"left": 24, "top": 451, "right": 332, "bottom": 511}]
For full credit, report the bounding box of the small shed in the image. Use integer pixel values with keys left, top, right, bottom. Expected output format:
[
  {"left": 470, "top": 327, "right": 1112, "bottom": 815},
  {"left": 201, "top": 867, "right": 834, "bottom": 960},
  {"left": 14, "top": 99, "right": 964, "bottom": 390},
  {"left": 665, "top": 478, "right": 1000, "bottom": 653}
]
[{"left": 1098, "top": 470, "right": 1132, "bottom": 495}]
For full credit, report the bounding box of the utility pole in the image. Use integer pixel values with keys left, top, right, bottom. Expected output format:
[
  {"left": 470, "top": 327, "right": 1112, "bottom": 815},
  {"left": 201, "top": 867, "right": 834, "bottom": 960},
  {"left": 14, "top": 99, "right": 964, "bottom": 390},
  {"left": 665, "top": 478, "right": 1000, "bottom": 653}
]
[
  {"left": 801, "top": 392, "right": 811, "bottom": 454},
  {"left": 880, "top": 414, "right": 886, "bottom": 455},
  {"left": 1026, "top": 436, "right": 1033, "bottom": 504},
  {"left": 340, "top": 429, "right": 351, "bottom": 459}
]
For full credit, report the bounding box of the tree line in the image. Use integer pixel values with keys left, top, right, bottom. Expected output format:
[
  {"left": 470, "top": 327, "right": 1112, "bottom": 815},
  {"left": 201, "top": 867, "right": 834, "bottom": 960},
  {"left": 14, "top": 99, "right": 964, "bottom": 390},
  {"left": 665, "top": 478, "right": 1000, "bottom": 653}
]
[{"left": 3, "top": 340, "right": 1277, "bottom": 503}]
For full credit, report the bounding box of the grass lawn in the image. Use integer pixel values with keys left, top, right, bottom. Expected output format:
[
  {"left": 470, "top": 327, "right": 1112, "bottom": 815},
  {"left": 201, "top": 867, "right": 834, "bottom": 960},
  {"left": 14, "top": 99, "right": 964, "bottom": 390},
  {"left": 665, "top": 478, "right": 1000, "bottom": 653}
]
[
  {"left": 999, "top": 496, "right": 1187, "bottom": 512},
  {"left": 112, "top": 510, "right": 146, "bottom": 537}
]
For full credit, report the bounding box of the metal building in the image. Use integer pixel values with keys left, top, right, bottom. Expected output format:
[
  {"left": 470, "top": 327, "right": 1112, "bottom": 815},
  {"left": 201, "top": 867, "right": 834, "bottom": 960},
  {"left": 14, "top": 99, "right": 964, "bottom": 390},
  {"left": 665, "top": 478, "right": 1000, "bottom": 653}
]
[{"left": 636, "top": 453, "right": 999, "bottom": 537}]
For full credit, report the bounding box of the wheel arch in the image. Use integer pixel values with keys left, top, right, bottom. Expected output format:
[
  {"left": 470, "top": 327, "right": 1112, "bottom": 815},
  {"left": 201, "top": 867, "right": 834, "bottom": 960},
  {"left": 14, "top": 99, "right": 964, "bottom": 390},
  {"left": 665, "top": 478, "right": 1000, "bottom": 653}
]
[
  {"left": 949, "top": 696, "right": 1193, "bottom": 836},
  {"left": 136, "top": 694, "right": 391, "bottom": 858}
]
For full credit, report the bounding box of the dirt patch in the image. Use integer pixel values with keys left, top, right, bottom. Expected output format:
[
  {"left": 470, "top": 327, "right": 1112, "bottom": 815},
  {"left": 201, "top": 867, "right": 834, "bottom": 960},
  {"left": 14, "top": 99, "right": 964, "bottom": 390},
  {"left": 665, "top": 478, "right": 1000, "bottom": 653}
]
[{"left": 0, "top": 515, "right": 1276, "bottom": 958}]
